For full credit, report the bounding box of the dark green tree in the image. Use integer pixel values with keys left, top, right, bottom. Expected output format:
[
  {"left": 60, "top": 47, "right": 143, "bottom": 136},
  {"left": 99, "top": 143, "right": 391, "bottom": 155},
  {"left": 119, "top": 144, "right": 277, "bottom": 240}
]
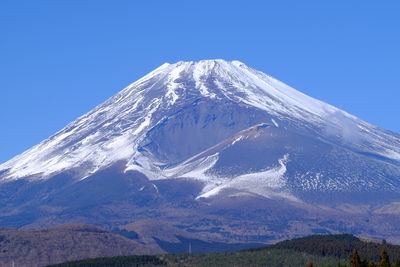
[
  {"left": 379, "top": 248, "right": 390, "bottom": 267},
  {"left": 350, "top": 249, "right": 361, "bottom": 267},
  {"left": 360, "top": 259, "right": 369, "bottom": 267}
]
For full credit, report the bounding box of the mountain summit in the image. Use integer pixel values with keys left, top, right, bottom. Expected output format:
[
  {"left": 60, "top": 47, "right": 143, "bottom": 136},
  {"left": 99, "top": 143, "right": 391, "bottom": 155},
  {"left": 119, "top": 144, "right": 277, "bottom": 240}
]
[
  {"left": 1, "top": 60, "right": 400, "bottom": 243},
  {"left": 2, "top": 59, "right": 348, "bottom": 181}
]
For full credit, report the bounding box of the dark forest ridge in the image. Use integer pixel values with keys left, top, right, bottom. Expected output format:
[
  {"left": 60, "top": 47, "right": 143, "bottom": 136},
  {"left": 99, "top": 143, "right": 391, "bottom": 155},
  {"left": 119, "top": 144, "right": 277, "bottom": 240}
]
[{"left": 48, "top": 233, "right": 400, "bottom": 267}]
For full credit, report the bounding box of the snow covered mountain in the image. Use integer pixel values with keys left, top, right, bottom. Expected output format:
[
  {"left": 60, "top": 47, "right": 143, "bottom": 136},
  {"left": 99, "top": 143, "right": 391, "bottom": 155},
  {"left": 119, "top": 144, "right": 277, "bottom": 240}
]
[{"left": 1, "top": 60, "right": 400, "bottom": 243}]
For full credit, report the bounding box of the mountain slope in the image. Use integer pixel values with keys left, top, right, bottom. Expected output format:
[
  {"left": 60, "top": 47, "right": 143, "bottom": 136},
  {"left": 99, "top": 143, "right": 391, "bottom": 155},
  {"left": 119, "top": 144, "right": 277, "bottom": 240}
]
[
  {"left": 1, "top": 60, "right": 398, "bottom": 183},
  {"left": 0, "top": 59, "right": 399, "bottom": 243},
  {"left": 0, "top": 224, "right": 157, "bottom": 267}
]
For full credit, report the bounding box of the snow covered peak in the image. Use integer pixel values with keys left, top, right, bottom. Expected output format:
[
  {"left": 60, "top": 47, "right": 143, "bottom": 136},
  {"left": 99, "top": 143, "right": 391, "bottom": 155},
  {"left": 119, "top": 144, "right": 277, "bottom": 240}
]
[
  {"left": 118, "top": 59, "right": 340, "bottom": 120},
  {"left": 0, "top": 59, "right": 399, "bottom": 182}
]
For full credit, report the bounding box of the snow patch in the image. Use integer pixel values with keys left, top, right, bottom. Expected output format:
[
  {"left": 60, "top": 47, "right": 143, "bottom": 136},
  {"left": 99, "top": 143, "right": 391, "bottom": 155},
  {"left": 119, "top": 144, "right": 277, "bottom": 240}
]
[
  {"left": 271, "top": 119, "right": 279, "bottom": 127},
  {"left": 196, "top": 154, "right": 298, "bottom": 201}
]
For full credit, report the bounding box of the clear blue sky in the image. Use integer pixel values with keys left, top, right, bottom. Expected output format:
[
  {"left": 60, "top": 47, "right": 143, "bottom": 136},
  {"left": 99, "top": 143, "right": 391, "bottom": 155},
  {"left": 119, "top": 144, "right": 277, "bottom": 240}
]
[{"left": 1, "top": 1, "right": 399, "bottom": 163}]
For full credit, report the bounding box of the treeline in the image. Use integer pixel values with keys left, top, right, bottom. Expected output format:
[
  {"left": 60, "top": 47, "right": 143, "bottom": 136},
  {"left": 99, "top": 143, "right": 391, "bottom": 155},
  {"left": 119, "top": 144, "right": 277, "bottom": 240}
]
[
  {"left": 307, "top": 248, "right": 400, "bottom": 267},
  {"left": 47, "top": 255, "right": 165, "bottom": 267},
  {"left": 265, "top": 234, "right": 400, "bottom": 263}
]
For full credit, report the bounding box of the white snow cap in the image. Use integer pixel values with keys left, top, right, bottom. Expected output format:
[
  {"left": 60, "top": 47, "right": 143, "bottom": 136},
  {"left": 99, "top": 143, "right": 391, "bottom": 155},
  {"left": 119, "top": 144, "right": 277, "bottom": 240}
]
[{"left": 0, "top": 59, "right": 399, "bottom": 182}]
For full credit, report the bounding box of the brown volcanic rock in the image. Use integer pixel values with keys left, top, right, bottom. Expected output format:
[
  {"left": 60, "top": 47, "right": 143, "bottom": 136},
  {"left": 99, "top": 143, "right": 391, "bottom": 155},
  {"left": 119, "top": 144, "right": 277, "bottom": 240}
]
[{"left": 0, "top": 224, "right": 156, "bottom": 267}]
